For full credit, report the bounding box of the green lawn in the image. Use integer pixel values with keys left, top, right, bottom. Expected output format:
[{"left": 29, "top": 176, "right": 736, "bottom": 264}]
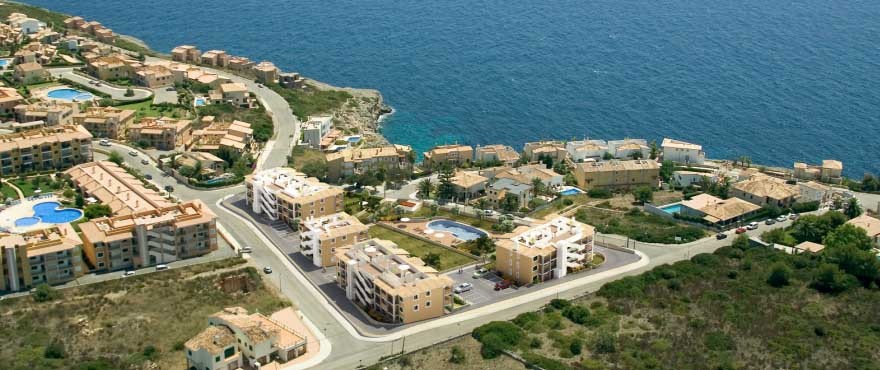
[
  {"left": 575, "top": 206, "right": 707, "bottom": 244},
  {"left": 115, "top": 99, "right": 189, "bottom": 119},
  {"left": 368, "top": 225, "right": 475, "bottom": 270},
  {"left": 410, "top": 208, "right": 496, "bottom": 231},
  {"left": 0, "top": 182, "right": 20, "bottom": 200},
  {"left": 5, "top": 177, "right": 57, "bottom": 198}
]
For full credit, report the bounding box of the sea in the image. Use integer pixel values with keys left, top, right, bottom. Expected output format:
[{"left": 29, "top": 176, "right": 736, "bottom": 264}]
[{"left": 27, "top": 0, "right": 880, "bottom": 177}]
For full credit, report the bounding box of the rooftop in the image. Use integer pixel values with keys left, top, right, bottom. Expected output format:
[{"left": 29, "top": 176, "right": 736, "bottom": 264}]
[
  {"left": 247, "top": 167, "right": 340, "bottom": 201},
  {"left": 662, "top": 138, "right": 702, "bottom": 151},
  {"left": 733, "top": 175, "right": 799, "bottom": 200},
  {"left": 337, "top": 239, "right": 453, "bottom": 295},
  {"left": 300, "top": 212, "right": 367, "bottom": 240},
  {"left": 65, "top": 161, "right": 173, "bottom": 215},
  {"left": 0, "top": 223, "right": 82, "bottom": 257},
  {"left": 847, "top": 214, "right": 880, "bottom": 237},
  {"left": 575, "top": 159, "right": 660, "bottom": 173}
]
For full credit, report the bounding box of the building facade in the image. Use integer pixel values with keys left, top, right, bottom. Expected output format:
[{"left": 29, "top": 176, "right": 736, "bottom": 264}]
[
  {"left": 0, "top": 224, "right": 85, "bottom": 291},
  {"left": 474, "top": 144, "right": 520, "bottom": 166},
  {"left": 495, "top": 216, "right": 595, "bottom": 285},
  {"left": 661, "top": 138, "right": 705, "bottom": 165},
  {"left": 65, "top": 161, "right": 174, "bottom": 215},
  {"left": 423, "top": 144, "right": 473, "bottom": 168},
  {"left": 573, "top": 159, "right": 660, "bottom": 190},
  {"left": 245, "top": 167, "right": 344, "bottom": 229},
  {"left": 302, "top": 115, "right": 333, "bottom": 149},
  {"left": 127, "top": 116, "right": 193, "bottom": 150},
  {"left": 731, "top": 175, "right": 799, "bottom": 208},
  {"left": 71, "top": 106, "right": 135, "bottom": 139},
  {"left": 299, "top": 212, "right": 369, "bottom": 267},
  {"left": 0, "top": 125, "right": 93, "bottom": 176},
  {"left": 325, "top": 145, "right": 414, "bottom": 182}
]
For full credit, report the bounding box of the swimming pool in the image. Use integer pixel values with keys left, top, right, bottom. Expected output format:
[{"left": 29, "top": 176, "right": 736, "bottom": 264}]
[
  {"left": 47, "top": 88, "right": 94, "bottom": 101},
  {"left": 660, "top": 204, "right": 682, "bottom": 214},
  {"left": 194, "top": 97, "right": 206, "bottom": 106},
  {"left": 559, "top": 188, "right": 584, "bottom": 196},
  {"left": 427, "top": 219, "right": 488, "bottom": 241},
  {"left": 14, "top": 201, "right": 83, "bottom": 227},
  {"left": 346, "top": 135, "right": 362, "bottom": 143},
  {"left": 0, "top": 59, "right": 9, "bottom": 67}
]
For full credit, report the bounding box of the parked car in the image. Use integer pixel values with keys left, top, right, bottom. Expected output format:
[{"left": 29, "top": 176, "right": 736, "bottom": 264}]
[
  {"left": 472, "top": 267, "right": 489, "bottom": 278},
  {"left": 128, "top": 150, "right": 138, "bottom": 156},
  {"left": 257, "top": 83, "right": 264, "bottom": 88},
  {"left": 777, "top": 215, "right": 789, "bottom": 222},
  {"left": 144, "top": 174, "right": 152, "bottom": 180},
  {"left": 454, "top": 283, "right": 473, "bottom": 294},
  {"left": 155, "top": 264, "right": 168, "bottom": 271},
  {"left": 747, "top": 222, "right": 759, "bottom": 230},
  {"left": 735, "top": 227, "right": 747, "bottom": 234},
  {"left": 166, "top": 87, "right": 176, "bottom": 91},
  {"left": 122, "top": 270, "right": 135, "bottom": 277},
  {"left": 789, "top": 213, "right": 799, "bottom": 220},
  {"left": 494, "top": 280, "right": 511, "bottom": 291},
  {"left": 715, "top": 233, "right": 728, "bottom": 240},
  {"left": 263, "top": 266, "right": 273, "bottom": 274},
  {"left": 765, "top": 219, "right": 776, "bottom": 225},
  {"left": 241, "top": 246, "right": 253, "bottom": 253},
  {"left": 140, "top": 159, "right": 149, "bottom": 165},
  {"left": 99, "top": 139, "right": 110, "bottom": 146}
]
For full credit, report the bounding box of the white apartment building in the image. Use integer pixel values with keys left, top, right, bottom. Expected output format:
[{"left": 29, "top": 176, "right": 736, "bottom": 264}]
[
  {"left": 299, "top": 212, "right": 369, "bottom": 267},
  {"left": 607, "top": 138, "right": 650, "bottom": 159},
  {"left": 302, "top": 115, "right": 333, "bottom": 149},
  {"left": 662, "top": 138, "right": 705, "bottom": 164},
  {"left": 245, "top": 168, "right": 344, "bottom": 228},
  {"left": 495, "top": 216, "right": 595, "bottom": 285},
  {"left": 566, "top": 139, "right": 609, "bottom": 162}
]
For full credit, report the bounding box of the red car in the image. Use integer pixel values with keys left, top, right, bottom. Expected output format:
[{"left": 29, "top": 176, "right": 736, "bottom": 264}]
[
  {"left": 735, "top": 227, "right": 747, "bottom": 234},
  {"left": 494, "top": 280, "right": 511, "bottom": 291}
]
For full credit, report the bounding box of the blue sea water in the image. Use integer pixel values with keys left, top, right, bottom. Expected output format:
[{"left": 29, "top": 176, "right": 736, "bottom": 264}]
[{"left": 28, "top": 0, "right": 880, "bottom": 177}]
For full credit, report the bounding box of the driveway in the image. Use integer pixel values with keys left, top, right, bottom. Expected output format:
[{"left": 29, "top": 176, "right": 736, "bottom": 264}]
[{"left": 46, "top": 67, "right": 152, "bottom": 101}]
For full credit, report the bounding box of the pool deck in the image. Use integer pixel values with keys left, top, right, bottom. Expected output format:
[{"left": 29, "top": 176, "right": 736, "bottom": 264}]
[
  {"left": 381, "top": 220, "right": 468, "bottom": 247},
  {"left": 0, "top": 195, "right": 79, "bottom": 233},
  {"left": 32, "top": 84, "right": 94, "bottom": 103}
]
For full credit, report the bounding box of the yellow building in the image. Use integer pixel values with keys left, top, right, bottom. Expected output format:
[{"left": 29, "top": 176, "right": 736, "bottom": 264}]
[
  {"left": 14, "top": 101, "right": 79, "bottom": 126},
  {"left": 0, "top": 87, "right": 24, "bottom": 114},
  {"left": 325, "top": 145, "right": 414, "bottom": 182},
  {"left": 78, "top": 200, "right": 217, "bottom": 271},
  {"left": 85, "top": 54, "right": 136, "bottom": 81},
  {"left": 495, "top": 216, "right": 595, "bottom": 285},
  {"left": 171, "top": 45, "right": 201, "bottom": 63},
  {"left": 793, "top": 159, "right": 843, "bottom": 184},
  {"left": 0, "top": 125, "right": 93, "bottom": 176},
  {"left": 132, "top": 64, "right": 176, "bottom": 88},
  {"left": 71, "top": 106, "right": 135, "bottom": 139},
  {"left": 200, "top": 50, "right": 230, "bottom": 67},
  {"left": 252, "top": 61, "right": 279, "bottom": 83},
  {"left": 190, "top": 118, "right": 253, "bottom": 154},
  {"left": 245, "top": 167, "right": 344, "bottom": 229},
  {"left": 127, "top": 116, "right": 193, "bottom": 150},
  {"left": 523, "top": 141, "right": 567, "bottom": 162},
  {"left": 65, "top": 161, "right": 174, "bottom": 215},
  {"left": 335, "top": 239, "right": 454, "bottom": 324},
  {"left": 731, "top": 174, "right": 799, "bottom": 208},
  {"left": 299, "top": 212, "right": 369, "bottom": 267},
  {"left": 423, "top": 144, "right": 473, "bottom": 168},
  {"left": 0, "top": 224, "right": 85, "bottom": 291},
  {"left": 13, "top": 61, "right": 48, "bottom": 84},
  {"left": 573, "top": 159, "right": 660, "bottom": 190},
  {"left": 474, "top": 144, "right": 520, "bottom": 166}
]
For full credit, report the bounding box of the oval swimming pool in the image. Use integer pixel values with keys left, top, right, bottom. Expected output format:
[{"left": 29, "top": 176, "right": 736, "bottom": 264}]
[
  {"left": 47, "top": 88, "right": 94, "bottom": 101},
  {"left": 427, "top": 219, "right": 488, "bottom": 241}
]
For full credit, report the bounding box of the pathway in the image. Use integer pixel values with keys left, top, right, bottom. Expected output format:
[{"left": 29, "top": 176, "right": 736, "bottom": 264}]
[{"left": 0, "top": 178, "right": 24, "bottom": 201}]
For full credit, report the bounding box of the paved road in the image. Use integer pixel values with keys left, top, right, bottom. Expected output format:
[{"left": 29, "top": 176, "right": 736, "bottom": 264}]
[{"left": 46, "top": 67, "right": 153, "bottom": 101}]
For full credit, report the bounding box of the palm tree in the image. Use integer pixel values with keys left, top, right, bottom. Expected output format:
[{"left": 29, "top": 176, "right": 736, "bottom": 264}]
[
  {"left": 531, "top": 177, "right": 546, "bottom": 197},
  {"left": 417, "top": 178, "right": 434, "bottom": 199}
]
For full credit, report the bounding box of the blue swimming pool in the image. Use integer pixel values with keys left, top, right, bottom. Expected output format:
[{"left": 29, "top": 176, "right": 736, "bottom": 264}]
[
  {"left": 14, "top": 201, "right": 83, "bottom": 227},
  {"left": 347, "top": 135, "right": 362, "bottom": 143},
  {"left": 194, "top": 97, "right": 206, "bottom": 106},
  {"left": 427, "top": 219, "right": 488, "bottom": 241},
  {"left": 559, "top": 188, "right": 584, "bottom": 196},
  {"left": 47, "top": 88, "right": 94, "bottom": 101},
  {"left": 0, "top": 59, "right": 9, "bottom": 67},
  {"left": 660, "top": 204, "right": 682, "bottom": 214}
]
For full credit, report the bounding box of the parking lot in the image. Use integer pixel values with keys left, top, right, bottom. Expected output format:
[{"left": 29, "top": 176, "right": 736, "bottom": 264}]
[{"left": 447, "top": 265, "right": 518, "bottom": 306}]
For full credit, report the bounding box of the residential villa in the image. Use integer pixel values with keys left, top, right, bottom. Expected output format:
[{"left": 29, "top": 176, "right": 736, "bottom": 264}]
[
  {"left": 190, "top": 117, "right": 253, "bottom": 154},
  {"left": 13, "top": 61, "right": 48, "bottom": 84},
  {"left": 299, "top": 212, "right": 369, "bottom": 267},
  {"left": 85, "top": 54, "right": 137, "bottom": 81},
  {"left": 253, "top": 61, "right": 279, "bottom": 83},
  {"left": 65, "top": 161, "right": 174, "bottom": 215},
  {"left": 846, "top": 214, "right": 880, "bottom": 247},
  {"left": 78, "top": 200, "right": 217, "bottom": 271},
  {"left": 302, "top": 115, "right": 333, "bottom": 149},
  {"left": 0, "top": 125, "right": 93, "bottom": 176},
  {"left": 474, "top": 144, "right": 520, "bottom": 166},
  {"left": 793, "top": 241, "right": 826, "bottom": 254},
  {"left": 14, "top": 41, "right": 56, "bottom": 65},
  {"left": 607, "top": 139, "right": 651, "bottom": 159},
  {"left": 573, "top": 159, "right": 660, "bottom": 190},
  {"left": 672, "top": 170, "right": 717, "bottom": 188},
  {"left": 675, "top": 193, "right": 761, "bottom": 227},
  {"left": 209, "top": 82, "right": 251, "bottom": 108},
  {"left": 63, "top": 16, "right": 85, "bottom": 29},
  {"left": 200, "top": 50, "right": 230, "bottom": 67},
  {"left": 185, "top": 307, "right": 308, "bottom": 370},
  {"left": 523, "top": 141, "right": 567, "bottom": 162},
  {"left": 228, "top": 56, "right": 255, "bottom": 72},
  {"left": 731, "top": 175, "right": 799, "bottom": 208},
  {"left": 493, "top": 164, "right": 563, "bottom": 188},
  {"left": 486, "top": 177, "right": 533, "bottom": 210},
  {"left": 0, "top": 23, "right": 23, "bottom": 48},
  {"left": 8, "top": 13, "right": 45, "bottom": 34},
  {"left": 661, "top": 138, "right": 705, "bottom": 165},
  {"left": 175, "top": 151, "right": 226, "bottom": 176},
  {"left": 0, "top": 87, "right": 24, "bottom": 114},
  {"left": 0, "top": 224, "right": 85, "bottom": 292},
  {"left": 71, "top": 106, "right": 136, "bottom": 139},
  {"left": 325, "top": 145, "right": 414, "bottom": 182},
  {"left": 797, "top": 181, "right": 834, "bottom": 204},
  {"left": 450, "top": 170, "right": 489, "bottom": 200},
  {"left": 127, "top": 117, "right": 193, "bottom": 150},
  {"left": 14, "top": 101, "right": 79, "bottom": 126},
  {"left": 335, "top": 239, "right": 454, "bottom": 324},
  {"left": 566, "top": 140, "right": 608, "bottom": 162},
  {"left": 171, "top": 45, "right": 201, "bottom": 63},
  {"left": 245, "top": 167, "right": 344, "bottom": 229},
  {"left": 793, "top": 160, "right": 844, "bottom": 184},
  {"left": 496, "top": 216, "right": 595, "bottom": 285},
  {"left": 133, "top": 64, "right": 176, "bottom": 88},
  {"left": 423, "top": 144, "right": 473, "bottom": 168}
]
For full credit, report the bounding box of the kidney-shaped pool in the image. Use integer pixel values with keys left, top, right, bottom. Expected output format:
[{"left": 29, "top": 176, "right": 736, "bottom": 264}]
[{"left": 426, "top": 219, "right": 488, "bottom": 241}]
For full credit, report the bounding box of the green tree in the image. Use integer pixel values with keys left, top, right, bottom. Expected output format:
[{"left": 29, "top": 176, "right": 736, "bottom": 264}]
[
  {"left": 124, "top": 87, "right": 134, "bottom": 97},
  {"left": 500, "top": 193, "right": 520, "bottom": 212},
  {"left": 628, "top": 150, "right": 643, "bottom": 160},
  {"left": 660, "top": 160, "right": 674, "bottom": 183},
  {"left": 810, "top": 263, "right": 858, "bottom": 294},
  {"left": 602, "top": 152, "right": 614, "bottom": 160},
  {"left": 84, "top": 204, "right": 112, "bottom": 219},
  {"left": 844, "top": 198, "right": 862, "bottom": 219},
  {"left": 731, "top": 234, "right": 750, "bottom": 250},
  {"left": 761, "top": 228, "right": 796, "bottom": 246},
  {"left": 422, "top": 252, "right": 441, "bottom": 268},
  {"left": 531, "top": 177, "right": 546, "bottom": 197},
  {"left": 74, "top": 193, "right": 84, "bottom": 208},
  {"left": 471, "top": 235, "right": 495, "bottom": 256},
  {"left": 449, "top": 346, "right": 466, "bottom": 364},
  {"left": 44, "top": 339, "right": 66, "bottom": 359},
  {"left": 649, "top": 140, "right": 659, "bottom": 160},
  {"left": 417, "top": 178, "right": 434, "bottom": 199},
  {"left": 108, "top": 150, "right": 123, "bottom": 165},
  {"left": 32, "top": 283, "right": 59, "bottom": 302},
  {"left": 301, "top": 161, "right": 327, "bottom": 179},
  {"left": 767, "top": 263, "right": 792, "bottom": 287},
  {"left": 824, "top": 224, "right": 879, "bottom": 285},
  {"left": 633, "top": 186, "right": 653, "bottom": 204},
  {"left": 436, "top": 165, "right": 456, "bottom": 200}
]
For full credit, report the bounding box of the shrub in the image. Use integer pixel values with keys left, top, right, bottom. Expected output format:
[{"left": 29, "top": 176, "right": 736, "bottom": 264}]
[
  {"left": 521, "top": 353, "right": 570, "bottom": 370},
  {"left": 530, "top": 337, "right": 543, "bottom": 348},
  {"left": 44, "top": 339, "right": 65, "bottom": 359},
  {"left": 513, "top": 312, "right": 541, "bottom": 328},
  {"left": 472, "top": 321, "right": 523, "bottom": 359},
  {"left": 704, "top": 331, "right": 735, "bottom": 351},
  {"left": 810, "top": 263, "right": 858, "bottom": 294},
  {"left": 594, "top": 331, "right": 616, "bottom": 353},
  {"left": 767, "top": 263, "right": 792, "bottom": 287},
  {"left": 550, "top": 298, "right": 571, "bottom": 310},
  {"left": 791, "top": 201, "right": 820, "bottom": 213},
  {"left": 587, "top": 188, "right": 612, "bottom": 199},
  {"left": 570, "top": 338, "right": 583, "bottom": 355},
  {"left": 32, "top": 283, "right": 59, "bottom": 302},
  {"left": 562, "top": 305, "right": 591, "bottom": 325},
  {"left": 449, "top": 346, "right": 465, "bottom": 364}
]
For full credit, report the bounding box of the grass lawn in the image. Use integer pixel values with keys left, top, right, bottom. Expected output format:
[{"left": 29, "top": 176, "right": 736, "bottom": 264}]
[
  {"left": 115, "top": 99, "right": 189, "bottom": 119},
  {"left": 368, "top": 225, "right": 475, "bottom": 270},
  {"left": 575, "top": 206, "right": 707, "bottom": 244},
  {"left": 288, "top": 146, "right": 326, "bottom": 170},
  {"left": 269, "top": 83, "right": 352, "bottom": 120},
  {"left": 530, "top": 194, "right": 593, "bottom": 219},
  {"left": 0, "top": 258, "right": 289, "bottom": 370},
  {"left": 0, "top": 182, "right": 20, "bottom": 200},
  {"left": 6, "top": 177, "right": 57, "bottom": 198},
  {"left": 25, "top": 81, "right": 62, "bottom": 90}
]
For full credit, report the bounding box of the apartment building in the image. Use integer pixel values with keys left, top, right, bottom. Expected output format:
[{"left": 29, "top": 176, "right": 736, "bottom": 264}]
[
  {"left": 63, "top": 16, "right": 85, "bottom": 29},
  {"left": 228, "top": 56, "right": 255, "bottom": 72},
  {"left": 423, "top": 144, "right": 473, "bottom": 168},
  {"left": 486, "top": 178, "right": 532, "bottom": 210},
  {"left": 662, "top": 138, "right": 705, "bottom": 165},
  {"left": 731, "top": 174, "right": 799, "bottom": 208},
  {"left": 13, "top": 62, "right": 47, "bottom": 84},
  {"left": 132, "top": 64, "right": 176, "bottom": 88},
  {"left": 0, "top": 125, "right": 92, "bottom": 176},
  {"left": 94, "top": 28, "right": 115, "bottom": 43},
  {"left": 0, "top": 87, "right": 24, "bottom": 114},
  {"left": 186, "top": 307, "right": 308, "bottom": 370},
  {"left": 0, "top": 23, "right": 23, "bottom": 48},
  {"left": 200, "top": 50, "right": 230, "bottom": 67},
  {"left": 85, "top": 54, "right": 136, "bottom": 81},
  {"left": 450, "top": 170, "right": 488, "bottom": 199},
  {"left": 325, "top": 145, "right": 414, "bottom": 182},
  {"left": 523, "top": 141, "right": 567, "bottom": 162},
  {"left": 299, "top": 212, "right": 369, "bottom": 267},
  {"left": 71, "top": 106, "right": 136, "bottom": 139},
  {"left": 847, "top": 214, "right": 880, "bottom": 247},
  {"left": 793, "top": 160, "right": 843, "bottom": 184},
  {"left": 474, "top": 144, "right": 520, "bottom": 166},
  {"left": 14, "top": 101, "right": 79, "bottom": 126},
  {"left": 0, "top": 224, "right": 85, "bottom": 292},
  {"left": 302, "top": 115, "right": 333, "bottom": 149},
  {"left": 496, "top": 216, "right": 595, "bottom": 285},
  {"left": 336, "top": 239, "right": 454, "bottom": 324},
  {"left": 14, "top": 41, "right": 56, "bottom": 65},
  {"left": 493, "top": 163, "right": 563, "bottom": 188},
  {"left": 127, "top": 116, "right": 193, "bottom": 150},
  {"left": 65, "top": 161, "right": 174, "bottom": 215},
  {"left": 190, "top": 118, "right": 253, "bottom": 154},
  {"left": 7, "top": 13, "right": 44, "bottom": 34},
  {"left": 171, "top": 45, "right": 201, "bottom": 63},
  {"left": 252, "top": 61, "right": 279, "bottom": 83},
  {"left": 608, "top": 139, "right": 651, "bottom": 160},
  {"left": 573, "top": 159, "right": 660, "bottom": 190},
  {"left": 209, "top": 82, "right": 251, "bottom": 108},
  {"left": 79, "top": 200, "right": 217, "bottom": 271},
  {"left": 566, "top": 140, "right": 609, "bottom": 162},
  {"left": 245, "top": 167, "right": 344, "bottom": 229}
]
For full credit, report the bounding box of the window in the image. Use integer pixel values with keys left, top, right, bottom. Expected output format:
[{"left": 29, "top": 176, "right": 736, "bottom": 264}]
[
  {"left": 98, "top": 262, "right": 105, "bottom": 268},
  {"left": 426, "top": 301, "right": 431, "bottom": 308},
  {"left": 413, "top": 305, "right": 419, "bottom": 311},
  {"left": 413, "top": 294, "right": 418, "bottom": 300},
  {"left": 425, "top": 291, "right": 431, "bottom": 297},
  {"left": 533, "top": 256, "right": 538, "bottom": 261},
  {"left": 224, "top": 346, "right": 235, "bottom": 358},
  {"left": 97, "top": 252, "right": 104, "bottom": 258},
  {"left": 215, "top": 356, "right": 220, "bottom": 363}
]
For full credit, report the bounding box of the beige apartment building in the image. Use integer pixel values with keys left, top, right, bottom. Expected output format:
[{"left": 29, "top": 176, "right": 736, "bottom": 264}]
[
  {"left": 423, "top": 144, "right": 473, "bottom": 168},
  {"left": 79, "top": 200, "right": 217, "bottom": 271},
  {"left": 794, "top": 160, "right": 843, "bottom": 184},
  {"left": 85, "top": 54, "right": 136, "bottom": 81},
  {"left": 523, "top": 141, "right": 567, "bottom": 162},
  {"left": 200, "top": 50, "right": 230, "bottom": 67},
  {"left": 0, "top": 224, "right": 85, "bottom": 292},
  {"left": 731, "top": 175, "right": 800, "bottom": 208},
  {"left": 127, "top": 116, "right": 193, "bottom": 150},
  {"left": 209, "top": 82, "right": 251, "bottom": 108},
  {"left": 0, "top": 125, "right": 92, "bottom": 176},
  {"left": 171, "top": 45, "right": 201, "bottom": 63},
  {"left": 132, "top": 64, "right": 176, "bottom": 88},
  {"left": 325, "top": 144, "right": 414, "bottom": 181},
  {"left": 245, "top": 167, "right": 344, "bottom": 229},
  {"left": 336, "top": 239, "right": 454, "bottom": 324},
  {"left": 71, "top": 106, "right": 135, "bottom": 139},
  {"left": 227, "top": 56, "right": 255, "bottom": 72},
  {"left": 13, "top": 62, "right": 48, "bottom": 84},
  {"left": 252, "top": 61, "right": 279, "bottom": 83},
  {"left": 0, "top": 87, "right": 24, "bottom": 114},
  {"left": 65, "top": 161, "right": 174, "bottom": 215},
  {"left": 847, "top": 214, "right": 880, "bottom": 247},
  {"left": 474, "top": 144, "right": 521, "bottom": 166},
  {"left": 190, "top": 117, "right": 253, "bottom": 154},
  {"left": 299, "top": 212, "right": 369, "bottom": 267},
  {"left": 175, "top": 151, "right": 226, "bottom": 176},
  {"left": 573, "top": 159, "right": 660, "bottom": 190},
  {"left": 14, "top": 101, "right": 79, "bottom": 126},
  {"left": 496, "top": 216, "right": 595, "bottom": 285}
]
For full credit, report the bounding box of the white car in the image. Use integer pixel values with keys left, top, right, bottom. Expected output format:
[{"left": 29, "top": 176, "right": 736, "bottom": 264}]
[
  {"left": 99, "top": 139, "right": 110, "bottom": 146},
  {"left": 241, "top": 246, "right": 253, "bottom": 253},
  {"left": 122, "top": 271, "right": 135, "bottom": 277},
  {"left": 128, "top": 150, "right": 139, "bottom": 156},
  {"left": 454, "top": 282, "right": 473, "bottom": 293},
  {"left": 746, "top": 222, "right": 759, "bottom": 230},
  {"left": 155, "top": 264, "right": 168, "bottom": 271},
  {"left": 263, "top": 266, "right": 273, "bottom": 274},
  {"left": 777, "top": 215, "right": 789, "bottom": 222},
  {"left": 140, "top": 159, "right": 149, "bottom": 165}
]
